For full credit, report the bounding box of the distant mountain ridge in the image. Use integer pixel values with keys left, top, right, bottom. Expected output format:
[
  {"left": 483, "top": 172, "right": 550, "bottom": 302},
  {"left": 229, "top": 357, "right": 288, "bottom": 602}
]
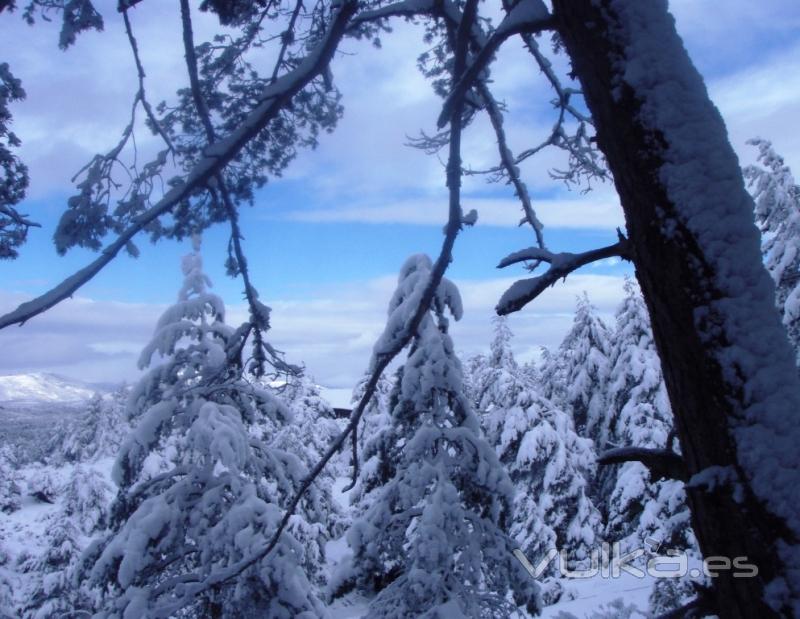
[{"left": 0, "top": 372, "right": 109, "bottom": 404}]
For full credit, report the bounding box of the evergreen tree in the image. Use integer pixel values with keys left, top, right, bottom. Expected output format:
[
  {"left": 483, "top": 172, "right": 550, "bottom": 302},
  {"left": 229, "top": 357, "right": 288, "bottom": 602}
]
[
  {"left": 347, "top": 367, "right": 393, "bottom": 523},
  {"left": 63, "top": 465, "right": 113, "bottom": 536},
  {"left": 336, "top": 255, "right": 539, "bottom": 617},
  {"left": 557, "top": 294, "right": 611, "bottom": 443},
  {"left": 351, "top": 368, "right": 392, "bottom": 457},
  {"left": 537, "top": 346, "right": 566, "bottom": 406},
  {"left": 83, "top": 236, "right": 328, "bottom": 618},
  {"left": 603, "top": 279, "right": 693, "bottom": 551},
  {"left": 23, "top": 516, "right": 93, "bottom": 619},
  {"left": 51, "top": 386, "right": 131, "bottom": 464},
  {"left": 0, "top": 446, "right": 21, "bottom": 513},
  {"left": 477, "top": 317, "right": 601, "bottom": 575},
  {"left": 744, "top": 138, "right": 800, "bottom": 367},
  {"left": 462, "top": 352, "right": 489, "bottom": 412},
  {"left": 601, "top": 280, "right": 699, "bottom": 615},
  {"left": 269, "top": 373, "right": 346, "bottom": 588},
  {"left": 26, "top": 467, "right": 57, "bottom": 504}
]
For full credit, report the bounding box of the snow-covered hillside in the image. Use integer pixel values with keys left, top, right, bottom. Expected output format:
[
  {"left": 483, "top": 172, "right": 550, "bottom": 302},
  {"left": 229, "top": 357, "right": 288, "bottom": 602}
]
[{"left": 0, "top": 372, "right": 103, "bottom": 404}]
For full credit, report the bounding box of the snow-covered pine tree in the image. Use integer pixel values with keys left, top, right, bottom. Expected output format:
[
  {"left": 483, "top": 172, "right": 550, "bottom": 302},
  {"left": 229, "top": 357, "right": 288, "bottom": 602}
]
[
  {"left": 82, "top": 236, "right": 328, "bottom": 618},
  {"left": 336, "top": 255, "right": 539, "bottom": 617},
  {"left": 537, "top": 345, "right": 566, "bottom": 406},
  {"left": 0, "top": 567, "right": 12, "bottom": 619},
  {"left": 601, "top": 279, "right": 698, "bottom": 615},
  {"left": 0, "top": 445, "right": 21, "bottom": 513},
  {"left": 346, "top": 367, "right": 394, "bottom": 523},
  {"left": 277, "top": 373, "right": 346, "bottom": 477},
  {"left": 51, "top": 386, "right": 131, "bottom": 464},
  {"left": 63, "top": 465, "right": 113, "bottom": 536},
  {"left": 351, "top": 367, "right": 392, "bottom": 458},
  {"left": 266, "top": 373, "right": 346, "bottom": 588},
  {"left": 557, "top": 293, "right": 611, "bottom": 443},
  {"left": 461, "top": 352, "right": 490, "bottom": 417},
  {"left": 26, "top": 467, "right": 57, "bottom": 505},
  {"left": 477, "top": 317, "right": 601, "bottom": 578},
  {"left": 22, "top": 499, "right": 97, "bottom": 619},
  {"left": 744, "top": 138, "right": 800, "bottom": 367},
  {"left": 603, "top": 277, "right": 678, "bottom": 539}
]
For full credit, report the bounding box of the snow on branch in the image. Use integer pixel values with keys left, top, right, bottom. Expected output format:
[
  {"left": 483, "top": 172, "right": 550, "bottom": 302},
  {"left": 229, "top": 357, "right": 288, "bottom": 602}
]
[
  {"left": 597, "top": 446, "right": 689, "bottom": 482},
  {"left": 437, "top": 0, "right": 553, "bottom": 129},
  {"left": 496, "top": 233, "right": 631, "bottom": 315},
  {"left": 0, "top": 0, "right": 358, "bottom": 330},
  {"left": 350, "top": 0, "right": 436, "bottom": 25}
]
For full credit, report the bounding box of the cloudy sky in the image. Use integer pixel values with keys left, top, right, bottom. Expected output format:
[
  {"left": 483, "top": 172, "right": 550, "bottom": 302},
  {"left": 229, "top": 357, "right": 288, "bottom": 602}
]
[{"left": 1, "top": 0, "right": 798, "bottom": 388}]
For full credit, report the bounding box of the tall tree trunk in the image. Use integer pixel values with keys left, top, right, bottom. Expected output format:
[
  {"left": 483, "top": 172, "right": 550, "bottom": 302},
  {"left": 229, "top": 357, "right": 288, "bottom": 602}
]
[{"left": 552, "top": 1, "right": 800, "bottom": 617}]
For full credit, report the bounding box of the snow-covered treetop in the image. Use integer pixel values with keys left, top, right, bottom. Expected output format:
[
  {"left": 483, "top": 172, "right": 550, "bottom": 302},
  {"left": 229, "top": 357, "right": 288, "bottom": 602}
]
[
  {"left": 745, "top": 138, "right": 800, "bottom": 240},
  {"left": 134, "top": 235, "right": 230, "bottom": 378},
  {"left": 372, "top": 253, "right": 463, "bottom": 368},
  {"left": 489, "top": 315, "right": 516, "bottom": 370}
]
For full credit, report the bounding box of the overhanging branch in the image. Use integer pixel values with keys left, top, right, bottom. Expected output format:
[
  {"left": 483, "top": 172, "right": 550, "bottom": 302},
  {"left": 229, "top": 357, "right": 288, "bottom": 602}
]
[
  {"left": 597, "top": 446, "right": 688, "bottom": 482},
  {"left": 0, "top": 0, "right": 358, "bottom": 330}
]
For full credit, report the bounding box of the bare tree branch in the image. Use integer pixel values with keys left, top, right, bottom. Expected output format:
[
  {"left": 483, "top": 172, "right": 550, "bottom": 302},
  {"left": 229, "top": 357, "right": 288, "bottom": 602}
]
[{"left": 122, "top": 6, "right": 174, "bottom": 153}]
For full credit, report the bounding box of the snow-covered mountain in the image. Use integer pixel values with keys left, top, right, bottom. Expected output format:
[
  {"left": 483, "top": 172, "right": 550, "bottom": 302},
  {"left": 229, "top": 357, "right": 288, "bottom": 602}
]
[{"left": 0, "top": 372, "right": 104, "bottom": 404}]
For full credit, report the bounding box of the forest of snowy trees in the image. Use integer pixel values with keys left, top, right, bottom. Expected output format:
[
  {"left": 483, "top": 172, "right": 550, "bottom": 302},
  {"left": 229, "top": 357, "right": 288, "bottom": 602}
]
[
  {"left": 2, "top": 0, "right": 800, "bottom": 617},
  {"left": 1, "top": 148, "right": 799, "bottom": 615},
  {"left": 0, "top": 244, "right": 700, "bottom": 617}
]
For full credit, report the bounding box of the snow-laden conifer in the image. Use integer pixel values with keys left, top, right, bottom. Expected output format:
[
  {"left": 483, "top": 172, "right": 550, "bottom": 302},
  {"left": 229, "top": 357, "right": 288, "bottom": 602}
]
[
  {"left": 601, "top": 280, "right": 698, "bottom": 615},
  {"left": 22, "top": 512, "right": 94, "bottom": 619},
  {"left": 347, "top": 367, "right": 393, "bottom": 521},
  {"left": 83, "top": 235, "right": 328, "bottom": 618},
  {"left": 745, "top": 138, "right": 800, "bottom": 367},
  {"left": 268, "top": 373, "right": 346, "bottom": 588},
  {"left": 63, "top": 465, "right": 113, "bottom": 536},
  {"left": 0, "top": 446, "right": 21, "bottom": 513},
  {"left": 477, "top": 317, "right": 601, "bottom": 576},
  {"left": 50, "top": 387, "right": 131, "bottom": 465},
  {"left": 557, "top": 294, "right": 611, "bottom": 442},
  {"left": 462, "top": 351, "right": 488, "bottom": 410},
  {"left": 336, "top": 255, "right": 539, "bottom": 617},
  {"left": 603, "top": 279, "right": 693, "bottom": 552}
]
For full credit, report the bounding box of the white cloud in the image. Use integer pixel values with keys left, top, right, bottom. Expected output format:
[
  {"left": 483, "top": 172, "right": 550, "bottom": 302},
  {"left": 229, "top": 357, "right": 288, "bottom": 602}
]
[
  {"left": 0, "top": 291, "right": 163, "bottom": 383},
  {"left": 707, "top": 42, "right": 800, "bottom": 170},
  {"left": 0, "top": 272, "right": 627, "bottom": 389},
  {"left": 283, "top": 193, "right": 624, "bottom": 229}
]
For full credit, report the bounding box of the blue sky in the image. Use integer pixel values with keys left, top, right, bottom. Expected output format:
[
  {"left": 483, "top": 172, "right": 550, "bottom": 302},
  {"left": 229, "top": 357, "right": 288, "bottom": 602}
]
[{"left": 1, "top": 0, "right": 799, "bottom": 386}]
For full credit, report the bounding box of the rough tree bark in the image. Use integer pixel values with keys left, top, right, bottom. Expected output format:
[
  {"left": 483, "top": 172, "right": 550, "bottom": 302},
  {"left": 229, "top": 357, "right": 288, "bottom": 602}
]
[{"left": 552, "top": 1, "right": 800, "bottom": 617}]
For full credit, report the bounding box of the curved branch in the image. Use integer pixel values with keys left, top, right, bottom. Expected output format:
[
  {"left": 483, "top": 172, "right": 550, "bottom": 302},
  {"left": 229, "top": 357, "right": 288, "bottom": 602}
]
[
  {"left": 496, "top": 232, "right": 631, "bottom": 315},
  {"left": 597, "top": 446, "right": 689, "bottom": 482},
  {"left": 0, "top": 0, "right": 358, "bottom": 330}
]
